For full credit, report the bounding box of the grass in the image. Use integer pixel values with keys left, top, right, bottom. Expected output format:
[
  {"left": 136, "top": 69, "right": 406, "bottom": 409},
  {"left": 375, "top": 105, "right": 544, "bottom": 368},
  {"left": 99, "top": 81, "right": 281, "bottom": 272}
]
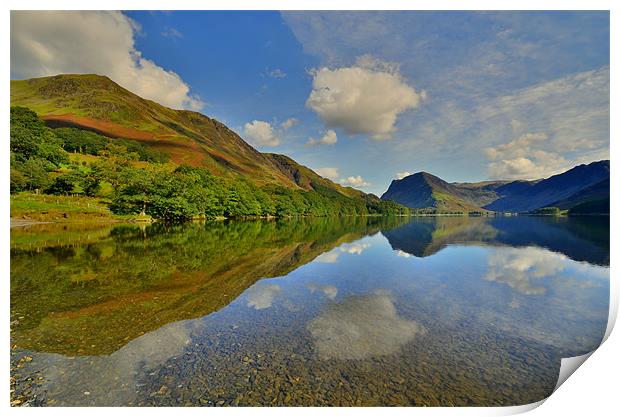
[
  {"left": 10, "top": 75, "right": 306, "bottom": 188},
  {"left": 10, "top": 193, "right": 142, "bottom": 223},
  {"left": 432, "top": 191, "right": 488, "bottom": 213}
]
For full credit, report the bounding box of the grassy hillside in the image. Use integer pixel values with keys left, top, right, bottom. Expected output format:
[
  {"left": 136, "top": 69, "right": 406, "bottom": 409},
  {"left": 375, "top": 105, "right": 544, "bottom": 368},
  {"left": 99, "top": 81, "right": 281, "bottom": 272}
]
[
  {"left": 12, "top": 74, "right": 322, "bottom": 190},
  {"left": 381, "top": 172, "right": 489, "bottom": 213},
  {"left": 264, "top": 153, "right": 366, "bottom": 199},
  {"left": 10, "top": 82, "right": 410, "bottom": 220},
  {"left": 450, "top": 180, "right": 509, "bottom": 207},
  {"left": 10, "top": 194, "right": 130, "bottom": 223}
]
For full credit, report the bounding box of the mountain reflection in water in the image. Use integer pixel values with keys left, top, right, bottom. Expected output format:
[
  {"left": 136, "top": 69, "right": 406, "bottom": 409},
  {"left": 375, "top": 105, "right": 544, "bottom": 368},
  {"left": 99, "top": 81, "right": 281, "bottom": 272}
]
[{"left": 11, "top": 215, "right": 609, "bottom": 406}]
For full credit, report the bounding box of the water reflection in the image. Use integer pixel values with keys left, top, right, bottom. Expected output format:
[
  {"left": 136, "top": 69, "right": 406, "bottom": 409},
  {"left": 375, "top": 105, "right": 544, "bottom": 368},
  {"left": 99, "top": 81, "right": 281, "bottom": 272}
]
[
  {"left": 484, "top": 247, "right": 567, "bottom": 295},
  {"left": 307, "top": 284, "right": 338, "bottom": 300},
  {"left": 11, "top": 217, "right": 404, "bottom": 356},
  {"left": 10, "top": 215, "right": 609, "bottom": 406},
  {"left": 20, "top": 319, "right": 202, "bottom": 406},
  {"left": 383, "top": 216, "right": 609, "bottom": 265},
  {"left": 307, "top": 292, "right": 426, "bottom": 360},
  {"left": 246, "top": 283, "right": 281, "bottom": 310},
  {"left": 314, "top": 242, "right": 372, "bottom": 263}
]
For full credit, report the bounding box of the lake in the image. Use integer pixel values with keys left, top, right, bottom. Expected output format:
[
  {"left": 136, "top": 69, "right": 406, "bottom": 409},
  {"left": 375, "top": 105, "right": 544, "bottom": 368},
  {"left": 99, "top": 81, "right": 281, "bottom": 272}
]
[{"left": 10, "top": 216, "right": 609, "bottom": 406}]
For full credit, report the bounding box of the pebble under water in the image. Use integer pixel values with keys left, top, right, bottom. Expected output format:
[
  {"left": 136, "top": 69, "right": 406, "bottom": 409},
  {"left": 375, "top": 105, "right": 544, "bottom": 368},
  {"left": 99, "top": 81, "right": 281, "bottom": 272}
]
[{"left": 10, "top": 216, "right": 610, "bottom": 406}]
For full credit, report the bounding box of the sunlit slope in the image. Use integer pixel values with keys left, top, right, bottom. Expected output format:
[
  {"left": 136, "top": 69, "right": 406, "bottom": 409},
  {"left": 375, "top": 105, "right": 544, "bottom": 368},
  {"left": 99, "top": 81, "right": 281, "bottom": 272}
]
[
  {"left": 11, "top": 74, "right": 340, "bottom": 193},
  {"left": 381, "top": 172, "right": 489, "bottom": 213},
  {"left": 264, "top": 153, "right": 371, "bottom": 199}
]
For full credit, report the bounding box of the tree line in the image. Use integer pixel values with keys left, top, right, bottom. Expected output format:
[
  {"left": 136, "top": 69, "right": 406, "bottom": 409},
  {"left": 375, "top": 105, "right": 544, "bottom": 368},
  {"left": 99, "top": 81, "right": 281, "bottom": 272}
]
[{"left": 10, "top": 106, "right": 410, "bottom": 221}]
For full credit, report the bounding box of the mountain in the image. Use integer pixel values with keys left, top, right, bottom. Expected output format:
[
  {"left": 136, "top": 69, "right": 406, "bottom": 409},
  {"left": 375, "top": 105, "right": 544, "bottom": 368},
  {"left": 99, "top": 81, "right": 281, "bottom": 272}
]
[
  {"left": 380, "top": 172, "right": 489, "bottom": 212},
  {"left": 381, "top": 161, "right": 610, "bottom": 214},
  {"left": 263, "top": 153, "right": 366, "bottom": 199},
  {"left": 10, "top": 74, "right": 354, "bottom": 197},
  {"left": 547, "top": 178, "right": 610, "bottom": 215},
  {"left": 484, "top": 160, "right": 610, "bottom": 212}
]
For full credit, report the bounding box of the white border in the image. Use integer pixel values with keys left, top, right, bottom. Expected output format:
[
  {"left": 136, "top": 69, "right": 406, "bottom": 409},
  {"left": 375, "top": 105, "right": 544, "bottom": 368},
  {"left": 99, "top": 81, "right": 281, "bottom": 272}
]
[{"left": 2, "top": 1, "right": 617, "bottom": 416}]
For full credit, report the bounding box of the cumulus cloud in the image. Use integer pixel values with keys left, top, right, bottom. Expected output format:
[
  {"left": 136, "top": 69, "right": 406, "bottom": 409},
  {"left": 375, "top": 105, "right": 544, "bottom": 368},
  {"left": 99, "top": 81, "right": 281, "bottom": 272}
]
[
  {"left": 280, "top": 117, "right": 298, "bottom": 130},
  {"left": 391, "top": 67, "right": 609, "bottom": 181},
  {"left": 314, "top": 167, "right": 340, "bottom": 181},
  {"left": 306, "top": 55, "right": 424, "bottom": 139},
  {"left": 340, "top": 242, "right": 371, "bottom": 255},
  {"left": 315, "top": 251, "right": 340, "bottom": 264},
  {"left": 485, "top": 132, "right": 571, "bottom": 179},
  {"left": 243, "top": 120, "right": 280, "bottom": 147},
  {"left": 340, "top": 175, "right": 371, "bottom": 188},
  {"left": 484, "top": 247, "right": 568, "bottom": 295},
  {"left": 10, "top": 11, "right": 203, "bottom": 110},
  {"left": 307, "top": 293, "right": 425, "bottom": 360},
  {"left": 395, "top": 171, "right": 412, "bottom": 180},
  {"left": 315, "top": 167, "right": 371, "bottom": 189},
  {"left": 476, "top": 68, "right": 610, "bottom": 179},
  {"left": 307, "top": 129, "right": 338, "bottom": 146},
  {"left": 246, "top": 283, "right": 281, "bottom": 310}
]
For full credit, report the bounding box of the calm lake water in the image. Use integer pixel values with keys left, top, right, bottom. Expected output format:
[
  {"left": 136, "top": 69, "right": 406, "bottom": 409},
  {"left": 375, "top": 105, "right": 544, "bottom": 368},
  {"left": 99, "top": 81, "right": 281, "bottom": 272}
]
[{"left": 10, "top": 216, "right": 609, "bottom": 406}]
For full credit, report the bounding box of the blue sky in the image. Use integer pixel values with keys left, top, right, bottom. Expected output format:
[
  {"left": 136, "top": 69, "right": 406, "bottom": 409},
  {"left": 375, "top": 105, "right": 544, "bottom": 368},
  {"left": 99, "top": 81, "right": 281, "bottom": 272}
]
[{"left": 11, "top": 11, "right": 610, "bottom": 195}]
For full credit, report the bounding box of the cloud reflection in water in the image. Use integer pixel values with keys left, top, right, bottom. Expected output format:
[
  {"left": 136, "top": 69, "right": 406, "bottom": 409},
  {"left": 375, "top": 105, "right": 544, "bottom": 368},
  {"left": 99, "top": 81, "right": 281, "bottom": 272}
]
[
  {"left": 246, "top": 283, "right": 281, "bottom": 310},
  {"left": 307, "top": 292, "right": 425, "bottom": 360},
  {"left": 484, "top": 246, "right": 568, "bottom": 295}
]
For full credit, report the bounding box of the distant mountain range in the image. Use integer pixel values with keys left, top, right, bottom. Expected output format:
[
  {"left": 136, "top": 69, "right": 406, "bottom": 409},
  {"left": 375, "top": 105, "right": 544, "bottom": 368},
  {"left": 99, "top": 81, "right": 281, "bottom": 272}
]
[
  {"left": 11, "top": 74, "right": 609, "bottom": 216},
  {"left": 381, "top": 160, "right": 609, "bottom": 214}
]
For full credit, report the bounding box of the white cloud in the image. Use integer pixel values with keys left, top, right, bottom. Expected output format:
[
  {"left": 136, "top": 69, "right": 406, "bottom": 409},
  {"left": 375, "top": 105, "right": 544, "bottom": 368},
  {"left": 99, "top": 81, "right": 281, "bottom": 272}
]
[
  {"left": 307, "top": 293, "right": 425, "bottom": 360},
  {"left": 242, "top": 120, "right": 280, "bottom": 147},
  {"left": 266, "top": 68, "right": 287, "bottom": 78},
  {"left": 320, "top": 285, "right": 338, "bottom": 300},
  {"left": 306, "top": 55, "right": 424, "bottom": 139},
  {"left": 315, "top": 241, "right": 370, "bottom": 263},
  {"left": 246, "top": 283, "right": 281, "bottom": 310},
  {"left": 11, "top": 11, "right": 203, "bottom": 110},
  {"left": 340, "top": 242, "right": 371, "bottom": 255},
  {"left": 395, "top": 171, "right": 411, "bottom": 180},
  {"left": 280, "top": 117, "right": 298, "bottom": 130},
  {"left": 398, "top": 67, "right": 610, "bottom": 180},
  {"left": 485, "top": 132, "right": 571, "bottom": 179},
  {"left": 510, "top": 119, "right": 525, "bottom": 131},
  {"left": 340, "top": 175, "right": 371, "bottom": 188},
  {"left": 315, "top": 251, "right": 340, "bottom": 264},
  {"left": 485, "top": 247, "right": 569, "bottom": 296},
  {"left": 308, "top": 284, "right": 338, "bottom": 300},
  {"left": 307, "top": 129, "right": 338, "bottom": 146},
  {"left": 161, "top": 26, "right": 183, "bottom": 39},
  {"left": 314, "top": 167, "right": 340, "bottom": 181},
  {"left": 484, "top": 132, "right": 547, "bottom": 160},
  {"left": 479, "top": 68, "right": 609, "bottom": 179}
]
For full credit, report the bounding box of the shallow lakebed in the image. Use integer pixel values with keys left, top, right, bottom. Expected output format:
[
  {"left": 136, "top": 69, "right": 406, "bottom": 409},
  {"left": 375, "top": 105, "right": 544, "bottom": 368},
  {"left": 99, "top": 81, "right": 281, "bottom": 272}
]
[{"left": 10, "top": 216, "right": 609, "bottom": 406}]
